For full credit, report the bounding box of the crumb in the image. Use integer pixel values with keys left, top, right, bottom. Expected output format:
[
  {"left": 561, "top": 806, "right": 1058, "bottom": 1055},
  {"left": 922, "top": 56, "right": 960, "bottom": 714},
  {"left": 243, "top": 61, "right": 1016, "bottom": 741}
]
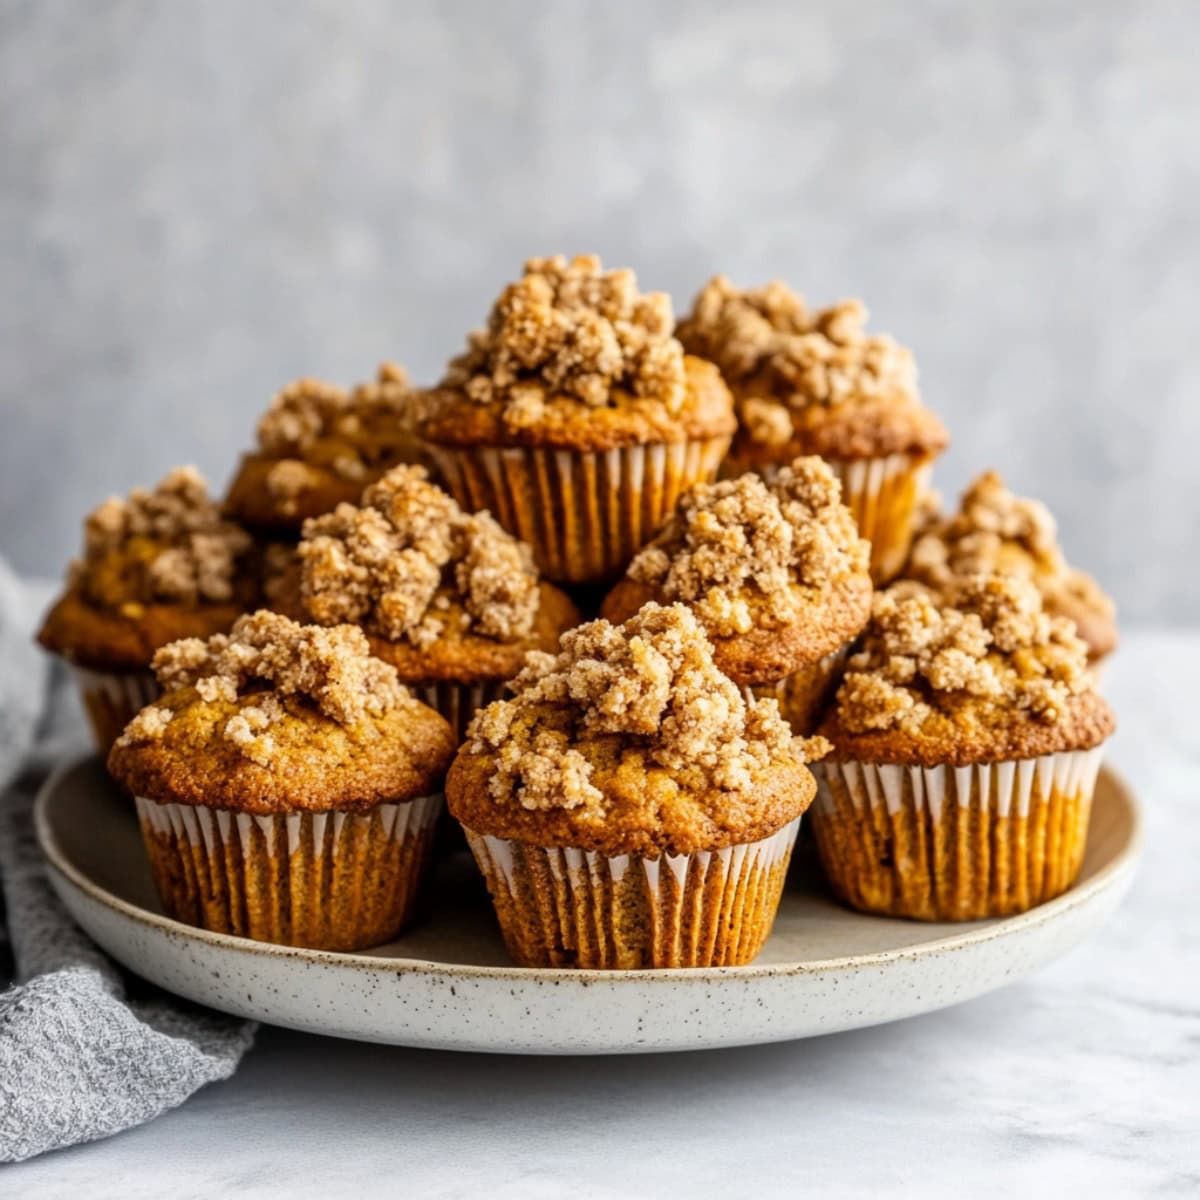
[
  {"left": 677, "top": 277, "right": 917, "bottom": 440},
  {"left": 627, "top": 457, "right": 869, "bottom": 637},
  {"left": 117, "top": 704, "right": 174, "bottom": 745},
  {"left": 465, "top": 603, "right": 821, "bottom": 811},
  {"left": 837, "top": 575, "right": 1092, "bottom": 734},
  {"left": 69, "top": 467, "right": 252, "bottom": 607},
  {"left": 442, "top": 254, "right": 687, "bottom": 422},
  {"left": 297, "top": 464, "right": 539, "bottom": 646},
  {"left": 149, "top": 610, "right": 410, "bottom": 764}
]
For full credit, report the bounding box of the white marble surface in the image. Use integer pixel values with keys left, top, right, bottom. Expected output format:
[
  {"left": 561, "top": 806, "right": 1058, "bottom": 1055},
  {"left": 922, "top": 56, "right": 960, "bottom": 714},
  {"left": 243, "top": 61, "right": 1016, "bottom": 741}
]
[{"left": 9, "top": 632, "right": 1199, "bottom": 1198}]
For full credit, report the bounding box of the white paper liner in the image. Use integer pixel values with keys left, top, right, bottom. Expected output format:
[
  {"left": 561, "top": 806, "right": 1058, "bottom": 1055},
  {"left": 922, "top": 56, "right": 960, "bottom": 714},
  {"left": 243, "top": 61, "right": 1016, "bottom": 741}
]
[
  {"left": 463, "top": 816, "right": 801, "bottom": 968},
  {"left": 68, "top": 664, "right": 160, "bottom": 754},
  {"left": 812, "top": 748, "right": 1105, "bottom": 919},
  {"left": 410, "top": 679, "right": 508, "bottom": 741},
  {"left": 426, "top": 436, "right": 730, "bottom": 583}
]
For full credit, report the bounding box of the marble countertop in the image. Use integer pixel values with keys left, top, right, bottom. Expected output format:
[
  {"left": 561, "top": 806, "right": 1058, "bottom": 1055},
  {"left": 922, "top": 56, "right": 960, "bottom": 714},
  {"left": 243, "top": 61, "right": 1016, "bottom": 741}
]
[{"left": 10, "top": 632, "right": 1199, "bottom": 1198}]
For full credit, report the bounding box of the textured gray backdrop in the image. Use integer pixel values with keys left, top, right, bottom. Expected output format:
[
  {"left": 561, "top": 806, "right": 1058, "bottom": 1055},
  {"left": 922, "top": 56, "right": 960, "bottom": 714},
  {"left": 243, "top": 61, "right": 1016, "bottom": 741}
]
[{"left": 2, "top": 0, "right": 1196, "bottom": 622}]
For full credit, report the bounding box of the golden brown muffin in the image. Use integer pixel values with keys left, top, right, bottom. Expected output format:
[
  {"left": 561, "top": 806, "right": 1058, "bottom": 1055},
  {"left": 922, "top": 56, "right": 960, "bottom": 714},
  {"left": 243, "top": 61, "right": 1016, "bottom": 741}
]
[
  {"left": 270, "top": 464, "right": 581, "bottom": 738},
  {"left": 903, "top": 470, "right": 1117, "bottom": 664},
  {"left": 811, "top": 575, "right": 1115, "bottom": 921},
  {"left": 419, "top": 255, "right": 736, "bottom": 583},
  {"left": 224, "top": 363, "right": 427, "bottom": 535},
  {"left": 677, "top": 277, "right": 949, "bottom": 582},
  {"left": 448, "top": 603, "right": 826, "bottom": 968},
  {"left": 602, "top": 456, "right": 872, "bottom": 731},
  {"left": 109, "top": 611, "right": 455, "bottom": 950},
  {"left": 37, "top": 467, "right": 257, "bottom": 754}
]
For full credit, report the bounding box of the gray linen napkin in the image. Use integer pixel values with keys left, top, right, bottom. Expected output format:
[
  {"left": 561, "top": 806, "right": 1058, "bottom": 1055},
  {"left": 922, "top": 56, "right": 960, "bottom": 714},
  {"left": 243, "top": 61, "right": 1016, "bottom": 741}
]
[{"left": 0, "top": 562, "right": 255, "bottom": 1163}]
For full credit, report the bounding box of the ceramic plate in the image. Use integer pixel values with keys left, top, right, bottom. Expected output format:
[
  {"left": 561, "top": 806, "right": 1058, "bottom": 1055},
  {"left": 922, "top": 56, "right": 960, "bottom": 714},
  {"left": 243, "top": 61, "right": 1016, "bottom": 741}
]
[{"left": 35, "top": 757, "right": 1142, "bottom": 1055}]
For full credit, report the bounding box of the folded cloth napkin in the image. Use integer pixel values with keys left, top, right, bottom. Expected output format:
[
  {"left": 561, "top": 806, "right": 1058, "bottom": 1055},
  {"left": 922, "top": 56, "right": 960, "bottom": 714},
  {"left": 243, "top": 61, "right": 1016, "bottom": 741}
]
[{"left": 0, "top": 562, "right": 255, "bottom": 1163}]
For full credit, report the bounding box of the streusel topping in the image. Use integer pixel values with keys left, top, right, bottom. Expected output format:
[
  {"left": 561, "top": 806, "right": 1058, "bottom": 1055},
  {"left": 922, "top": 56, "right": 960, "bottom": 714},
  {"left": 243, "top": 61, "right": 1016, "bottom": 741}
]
[
  {"left": 677, "top": 277, "right": 917, "bottom": 443},
  {"left": 627, "top": 458, "right": 869, "bottom": 638},
  {"left": 466, "top": 604, "right": 826, "bottom": 813},
  {"left": 297, "top": 465, "right": 539, "bottom": 648},
  {"left": 70, "top": 467, "right": 252, "bottom": 608},
  {"left": 906, "top": 471, "right": 1116, "bottom": 621},
  {"left": 836, "top": 576, "right": 1092, "bottom": 735},
  {"left": 441, "top": 255, "right": 687, "bottom": 426},
  {"left": 118, "top": 610, "right": 410, "bottom": 765}
]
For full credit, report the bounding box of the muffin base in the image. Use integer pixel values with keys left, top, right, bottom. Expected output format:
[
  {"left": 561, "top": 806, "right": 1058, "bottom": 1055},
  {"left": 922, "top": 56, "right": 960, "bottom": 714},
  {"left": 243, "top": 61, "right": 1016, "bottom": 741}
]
[
  {"left": 69, "top": 665, "right": 159, "bottom": 757},
  {"left": 747, "top": 646, "right": 850, "bottom": 735},
  {"left": 426, "top": 437, "right": 731, "bottom": 584},
  {"left": 136, "top": 794, "right": 442, "bottom": 950},
  {"left": 811, "top": 749, "right": 1105, "bottom": 921},
  {"left": 462, "top": 819, "right": 800, "bottom": 969}
]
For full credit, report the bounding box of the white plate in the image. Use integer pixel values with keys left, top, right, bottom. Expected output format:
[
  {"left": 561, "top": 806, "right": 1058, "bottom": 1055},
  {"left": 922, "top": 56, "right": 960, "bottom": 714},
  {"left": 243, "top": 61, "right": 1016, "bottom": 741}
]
[{"left": 36, "top": 756, "right": 1142, "bottom": 1055}]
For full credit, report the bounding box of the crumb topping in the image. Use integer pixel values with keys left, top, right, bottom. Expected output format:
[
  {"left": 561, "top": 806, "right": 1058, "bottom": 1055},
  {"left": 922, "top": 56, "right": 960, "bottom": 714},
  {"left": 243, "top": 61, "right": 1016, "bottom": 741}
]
[
  {"left": 627, "top": 458, "right": 869, "bottom": 638},
  {"left": 465, "top": 603, "right": 825, "bottom": 812},
  {"left": 69, "top": 467, "right": 252, "bottom": 608},
  {"left": 258, "top": 363, "right": 421, "bottom": 494},
  {"left": 836, "top": 576, "right": 1092, "bottom": 735},
  {"left": 677, "top": 277, "right": 918, "bottom": 442},
  {"left": 297, "top": 465, "right": 539, "bottom": 647},
  {"left": 907, "top": 471, "right": 1116, "bottom": 620},
  {"left": 117, "top": 610, "right": 411, "bottom": 763},
  {"left": 442, "top": 254, "right": 687, "bottom": 425}
]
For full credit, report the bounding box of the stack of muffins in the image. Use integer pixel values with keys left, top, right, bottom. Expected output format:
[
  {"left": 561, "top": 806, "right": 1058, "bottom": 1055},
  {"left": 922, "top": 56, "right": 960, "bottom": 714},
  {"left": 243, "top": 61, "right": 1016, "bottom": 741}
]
[{"left": 37, "top": 253, "right": 1117, "bottom": 967}]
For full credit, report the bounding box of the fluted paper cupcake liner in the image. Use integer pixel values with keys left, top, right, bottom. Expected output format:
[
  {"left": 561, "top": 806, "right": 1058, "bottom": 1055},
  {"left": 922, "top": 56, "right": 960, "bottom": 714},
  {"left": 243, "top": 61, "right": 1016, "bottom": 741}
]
[
  {"left": 746, "top": 645, "right": 851, "bottom": 735},
  {"left": 426, "top": 437, "right": 731, "bottom": 584},
  {"left": 462, "top": 817, "right": 801, "bottom": 969},
  {"left": 136, "top": 793, "right": 442, "bottom": 950},
  {"left": 811, "top": 749, "right": 1105, "bottom": 920},
  {"left": 409, "top": 679, "right": 507, "bottom": 742},
  {"left": 69, "top": 664, "right": 160, "bottom": 757}
]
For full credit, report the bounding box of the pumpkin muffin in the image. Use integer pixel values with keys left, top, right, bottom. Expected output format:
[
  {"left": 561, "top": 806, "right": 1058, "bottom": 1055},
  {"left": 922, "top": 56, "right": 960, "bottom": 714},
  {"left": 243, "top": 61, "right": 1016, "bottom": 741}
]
[
  {"left": 811, "top": 575, "right": 1115, "bottom": 921},
  {"left": 37, "top": 467, "right": 256, "bottom": 755},
  {"left": 676, "top": 277, "right": 948, "bottom": 583},
  {"left": 448, "top": 603, "right": 826, "bottom": 969},
  {"left": 420, "top": 255, "right": 736, "bottom": 584},
  {"left": 224, "top": 362, "right": 426, "bottom": 537},
  {"left": 601, "top": 457, "right": 872, "bottom": 733},
  {"left": 108, "top": 610, "right": 455, "bottom": 951},
  {"left": 270, "top": 464, "right": 580, "bottom": 738},
  {"left": 904, "top": 470, "right": 1117, "bottom": 666}
]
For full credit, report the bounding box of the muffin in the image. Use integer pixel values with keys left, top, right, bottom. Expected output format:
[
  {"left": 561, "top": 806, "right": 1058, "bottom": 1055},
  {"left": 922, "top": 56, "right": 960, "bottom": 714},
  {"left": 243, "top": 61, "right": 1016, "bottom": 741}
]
[
  {"left": 904, "top": 470, "right": 1117, "bottom": 666},
  {"left": 420, "top": 255, "right": 736, "bottom": 584},
  {"left": 447, "top": 603, "right": 825, "bottom": 969},
  {"left": 271, "top": 464, "right": 580, "bottom": 738},
  {"left": 108, "top": 611, "right": 456, "bottom": 950},
  {"left": 811, "top": 575, "right": 1115, "bottom": 921},
  {"left": 601, "top": 457, "right": 872, "bottom": 733},
  {"left": 676, "top": 277, "right": 948, "bottom": 583},
  {"left": 37, "top": 467, "right": 256, "bottom": 754},
  {"left": 224, "top": 362, "right": 426, "bottom": 537}
]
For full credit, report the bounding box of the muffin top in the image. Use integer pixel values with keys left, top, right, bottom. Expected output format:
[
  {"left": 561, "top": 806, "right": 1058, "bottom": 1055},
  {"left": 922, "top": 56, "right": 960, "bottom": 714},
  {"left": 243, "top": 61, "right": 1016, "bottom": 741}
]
[
  {"left": 905, "top": 471, "right": 1117, "bottom": 660},
  {"left": 601, "top": 458, "right": 871, "bottom": 684},
  {"left": 108, "top": 610, "right": 455, "bottom": 813},
  {"left": 275, "top": 465, "right": 579, "bottom": 682},
  {"left": 676, "top": 276, "right": 947, "bottom": 462},
  {"left": 224, "top": 363, "right": 425, "bottom": 530},
  {"left": 821, "top": 575, "right": 1114, "bottom": 766},
  {"left": 37, "top": 467, "right": 256, "bottom": 670},
  {"left": 420, "top": 255, "right": 736, "bottom": 451},
  {"left": 447, "top": 603, "right": 824, "bottom": 856}
]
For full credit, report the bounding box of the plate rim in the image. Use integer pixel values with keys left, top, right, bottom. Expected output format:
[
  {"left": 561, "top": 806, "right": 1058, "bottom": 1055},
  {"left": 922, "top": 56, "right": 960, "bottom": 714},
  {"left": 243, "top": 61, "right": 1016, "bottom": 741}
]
[{"left": 35, "top": 754, "right": 1144, "bottom": 986}]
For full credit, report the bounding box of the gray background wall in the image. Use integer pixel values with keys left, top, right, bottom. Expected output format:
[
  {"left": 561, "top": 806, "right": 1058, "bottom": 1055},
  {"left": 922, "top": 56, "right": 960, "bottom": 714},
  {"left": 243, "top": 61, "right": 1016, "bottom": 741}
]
[{"left": 2, "top": 0, "right": 1196, "bottom": 622}]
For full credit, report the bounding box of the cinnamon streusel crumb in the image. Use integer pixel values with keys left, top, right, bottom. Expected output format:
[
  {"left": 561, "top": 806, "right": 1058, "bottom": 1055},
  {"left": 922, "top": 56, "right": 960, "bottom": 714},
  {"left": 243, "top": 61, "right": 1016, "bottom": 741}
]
[
  {"left": 442, "top": 254, "right": 687, "bottom": 422},
  {"left": 69, "top": 466, "right": 252, "bottom": 608},
  {"left": 297, "top": 465, "right": 539, "bottom": 647},
  {"left": 120, "top": 610, "right": 411, "bottom": 762},
  {"left": 465, "top": 603, "right": 826, "bottom": 812},
  {"left": 837, "top": 575, "right": 1092, "bottom": 735},
  {"left": 627, "top": 458, "right": 869, "bottom": 638}
]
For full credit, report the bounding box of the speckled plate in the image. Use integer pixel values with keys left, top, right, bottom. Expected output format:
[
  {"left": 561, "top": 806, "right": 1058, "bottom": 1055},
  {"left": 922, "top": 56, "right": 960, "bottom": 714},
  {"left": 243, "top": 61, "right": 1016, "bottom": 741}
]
[{"left": 35, "top": 757, "right": 1142, "bottom": 1055}]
